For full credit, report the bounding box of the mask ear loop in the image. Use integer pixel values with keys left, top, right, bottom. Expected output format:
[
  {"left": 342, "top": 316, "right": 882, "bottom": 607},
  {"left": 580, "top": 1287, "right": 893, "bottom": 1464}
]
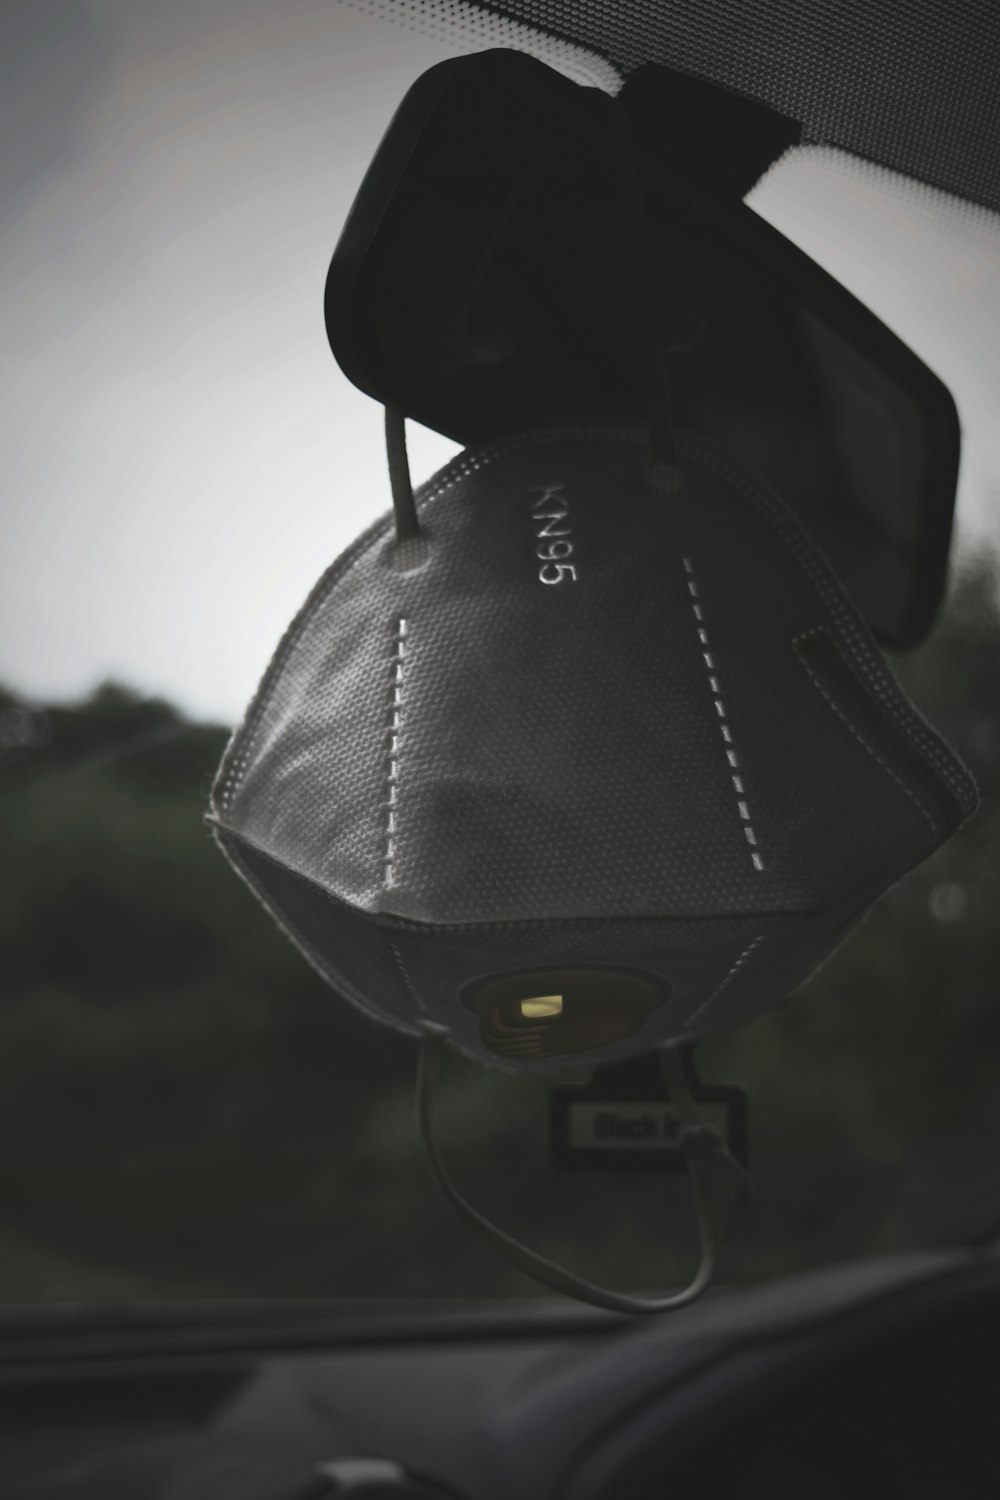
[
  {"left": 383, "top": 137, "right": 553, "bottom": 548},
  {"left": 385, "top": 405, "right": 420, "bottom": 543},
  {"left": 416, "top": 1024, "right": 752, "bottom": 1315}
]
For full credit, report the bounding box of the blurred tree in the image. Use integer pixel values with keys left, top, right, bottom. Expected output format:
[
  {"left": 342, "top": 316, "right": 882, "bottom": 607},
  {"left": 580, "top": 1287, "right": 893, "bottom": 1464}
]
[{"left": 0, "top": 554, "right": 998, "bottom": 1304}]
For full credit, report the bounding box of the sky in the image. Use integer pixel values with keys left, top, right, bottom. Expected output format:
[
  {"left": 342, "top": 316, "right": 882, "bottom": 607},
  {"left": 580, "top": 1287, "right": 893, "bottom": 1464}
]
[{"left": 2, "top": 0, "right": 999, "bottom": 724}]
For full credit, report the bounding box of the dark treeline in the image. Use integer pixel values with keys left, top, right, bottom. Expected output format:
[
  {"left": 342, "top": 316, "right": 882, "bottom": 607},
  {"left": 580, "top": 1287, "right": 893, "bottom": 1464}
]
[{"left": 1, "top": 556, "right": 999, "bottom": 1303}]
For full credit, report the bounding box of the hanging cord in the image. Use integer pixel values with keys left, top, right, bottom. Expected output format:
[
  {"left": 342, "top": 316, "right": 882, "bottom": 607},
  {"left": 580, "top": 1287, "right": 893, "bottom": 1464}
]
[
  {"left": 416, "top": 1025, "right": 752, "bottom": 1315},
  {"left": 385, "top": 405, "right": 420, "bottom": 543},
  {"left": 614, "top": 134, "right": 683, "bottom": 491}
]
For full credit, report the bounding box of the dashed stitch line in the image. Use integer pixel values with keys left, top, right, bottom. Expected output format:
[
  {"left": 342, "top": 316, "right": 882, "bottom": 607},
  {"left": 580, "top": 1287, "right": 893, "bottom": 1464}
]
[
  {"left": 683, "top": 435, "right": 974, "bottom": 811},
  {"left": 688, "top": 935, "right": 768, "bottom": 1030},
  {"left": 384, "top": 617, "right": 408, "bottom": 888},
  {"left": 216, "top": 428, "right": 973, "bottom": 823},
  {"left": 794, "top": 632, "right": 938, "bottom": 834},
  {"left": 390, "top": 941, "right": 427, "bottom": 1014},
  {"left": 683, "top": 556, "right": 764, "bottom": 873}
]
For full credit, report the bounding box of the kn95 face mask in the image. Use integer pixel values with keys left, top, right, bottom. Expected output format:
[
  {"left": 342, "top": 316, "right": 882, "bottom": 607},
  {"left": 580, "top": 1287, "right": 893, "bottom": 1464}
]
[
  {"left": 208, "top": 421, "right": 976, "bottom": 1314},
  {"left": 209, "top": 425, "right": 976, "bottom": 1072},
  {"left": 208, "top": 41, "right": 978, "bottom": 1317}
]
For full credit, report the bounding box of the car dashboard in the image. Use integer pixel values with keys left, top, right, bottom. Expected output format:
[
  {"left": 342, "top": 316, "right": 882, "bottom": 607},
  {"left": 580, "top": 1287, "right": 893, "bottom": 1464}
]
[{"left": 3, "top": 1247, "right": 999, "bottom": 1498}]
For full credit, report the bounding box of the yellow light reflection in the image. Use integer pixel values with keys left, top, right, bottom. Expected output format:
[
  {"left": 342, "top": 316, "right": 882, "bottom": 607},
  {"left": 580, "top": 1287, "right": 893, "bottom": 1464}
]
[{"left": 519, "top": 995, "right": 564, "bottom": 1019}]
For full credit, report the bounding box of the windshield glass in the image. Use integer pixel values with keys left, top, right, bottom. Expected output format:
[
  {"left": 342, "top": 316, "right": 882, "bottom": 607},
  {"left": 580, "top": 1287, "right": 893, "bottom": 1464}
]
[{"left": 2, "top": 1, "right": 999, "bottom": 1308}]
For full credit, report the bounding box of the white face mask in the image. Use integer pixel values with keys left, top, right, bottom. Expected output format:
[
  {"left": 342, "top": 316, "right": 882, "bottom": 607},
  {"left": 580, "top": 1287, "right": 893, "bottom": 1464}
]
[{"left": 209, "top": 424, "right": 975, "bottom": 1070}]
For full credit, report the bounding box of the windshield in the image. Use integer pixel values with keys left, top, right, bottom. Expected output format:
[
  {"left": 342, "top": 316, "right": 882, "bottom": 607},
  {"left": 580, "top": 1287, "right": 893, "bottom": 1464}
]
[{"left": 2, "top": 1, "right": 999, "bottom": 1310}]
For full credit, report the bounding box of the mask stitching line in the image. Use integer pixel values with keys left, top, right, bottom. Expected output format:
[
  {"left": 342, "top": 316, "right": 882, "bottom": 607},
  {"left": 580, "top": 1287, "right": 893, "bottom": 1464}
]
[
  {"left": 215, "top": 432, "right": 621, "bottom": 812},
  {"left": 793, "top": 629, "right": 938, "bottom": 834},
  {"left": 214, "top": 827, "right": 420, "bottom": 1036},
  {"left": 214, "top": 820, "right": 811, "bottom": 929},
  {"left": 214, "top": 510, "right": 400, "bottom": 814},
  {"left": 436, "top": 431, "right": 969, "bottom": 817},
  {"left": 683, "top": 555, "right": 765, "bottom": 873},
  {"left": 684, "top": 435, "right": 975, "bottom": 811},
  {"left": 219, "top": 425, "right": 972, "bottom": 829},
  {"left": 384, "top": 616, "right": 408, "bottom": 888},
  {"left": 491, "top": 425, "right": 970, "bottom": 812},
  {"left": 685, "top": 934, "right": 767, "bottom": 1031},
  {"left": 389, "top": 940, "right": 427, "bottom": 1014}
]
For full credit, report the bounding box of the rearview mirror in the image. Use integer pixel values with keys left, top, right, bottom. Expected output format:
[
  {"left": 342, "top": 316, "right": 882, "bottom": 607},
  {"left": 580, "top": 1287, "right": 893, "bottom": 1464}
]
[{"left": 326, "top": 49, "right": 959, "bottom": 649}]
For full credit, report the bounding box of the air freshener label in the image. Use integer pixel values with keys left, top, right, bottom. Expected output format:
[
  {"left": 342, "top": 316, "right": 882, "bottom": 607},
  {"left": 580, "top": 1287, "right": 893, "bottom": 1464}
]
[{"left": 550, "top": 1050, "right": 748, "bottom": 1174}]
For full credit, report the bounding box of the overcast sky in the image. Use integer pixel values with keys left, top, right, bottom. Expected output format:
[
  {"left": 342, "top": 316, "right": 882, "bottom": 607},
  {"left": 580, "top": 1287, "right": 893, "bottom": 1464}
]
[{"left": 2, "top": 0, "right": 999, "bottom": 723}]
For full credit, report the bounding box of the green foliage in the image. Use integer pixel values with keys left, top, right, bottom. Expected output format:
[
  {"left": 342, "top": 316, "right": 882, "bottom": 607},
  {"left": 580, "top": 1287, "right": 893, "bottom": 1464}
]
[
  {"left": 702, "top": 554, "right": 1000, "bottom": 1267},
  {"left": 1, "top": 558, "right": 999, "bottom": 1304}
]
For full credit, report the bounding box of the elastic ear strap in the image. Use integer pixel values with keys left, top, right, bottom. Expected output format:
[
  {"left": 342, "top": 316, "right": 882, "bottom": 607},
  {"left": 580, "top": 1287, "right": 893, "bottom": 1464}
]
[
  {"left": 416, "top": 1028, "right": 746, "bottom": 1315},
  {"left": 385, "top": 405, "right": 420, "bottom": 542}
]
